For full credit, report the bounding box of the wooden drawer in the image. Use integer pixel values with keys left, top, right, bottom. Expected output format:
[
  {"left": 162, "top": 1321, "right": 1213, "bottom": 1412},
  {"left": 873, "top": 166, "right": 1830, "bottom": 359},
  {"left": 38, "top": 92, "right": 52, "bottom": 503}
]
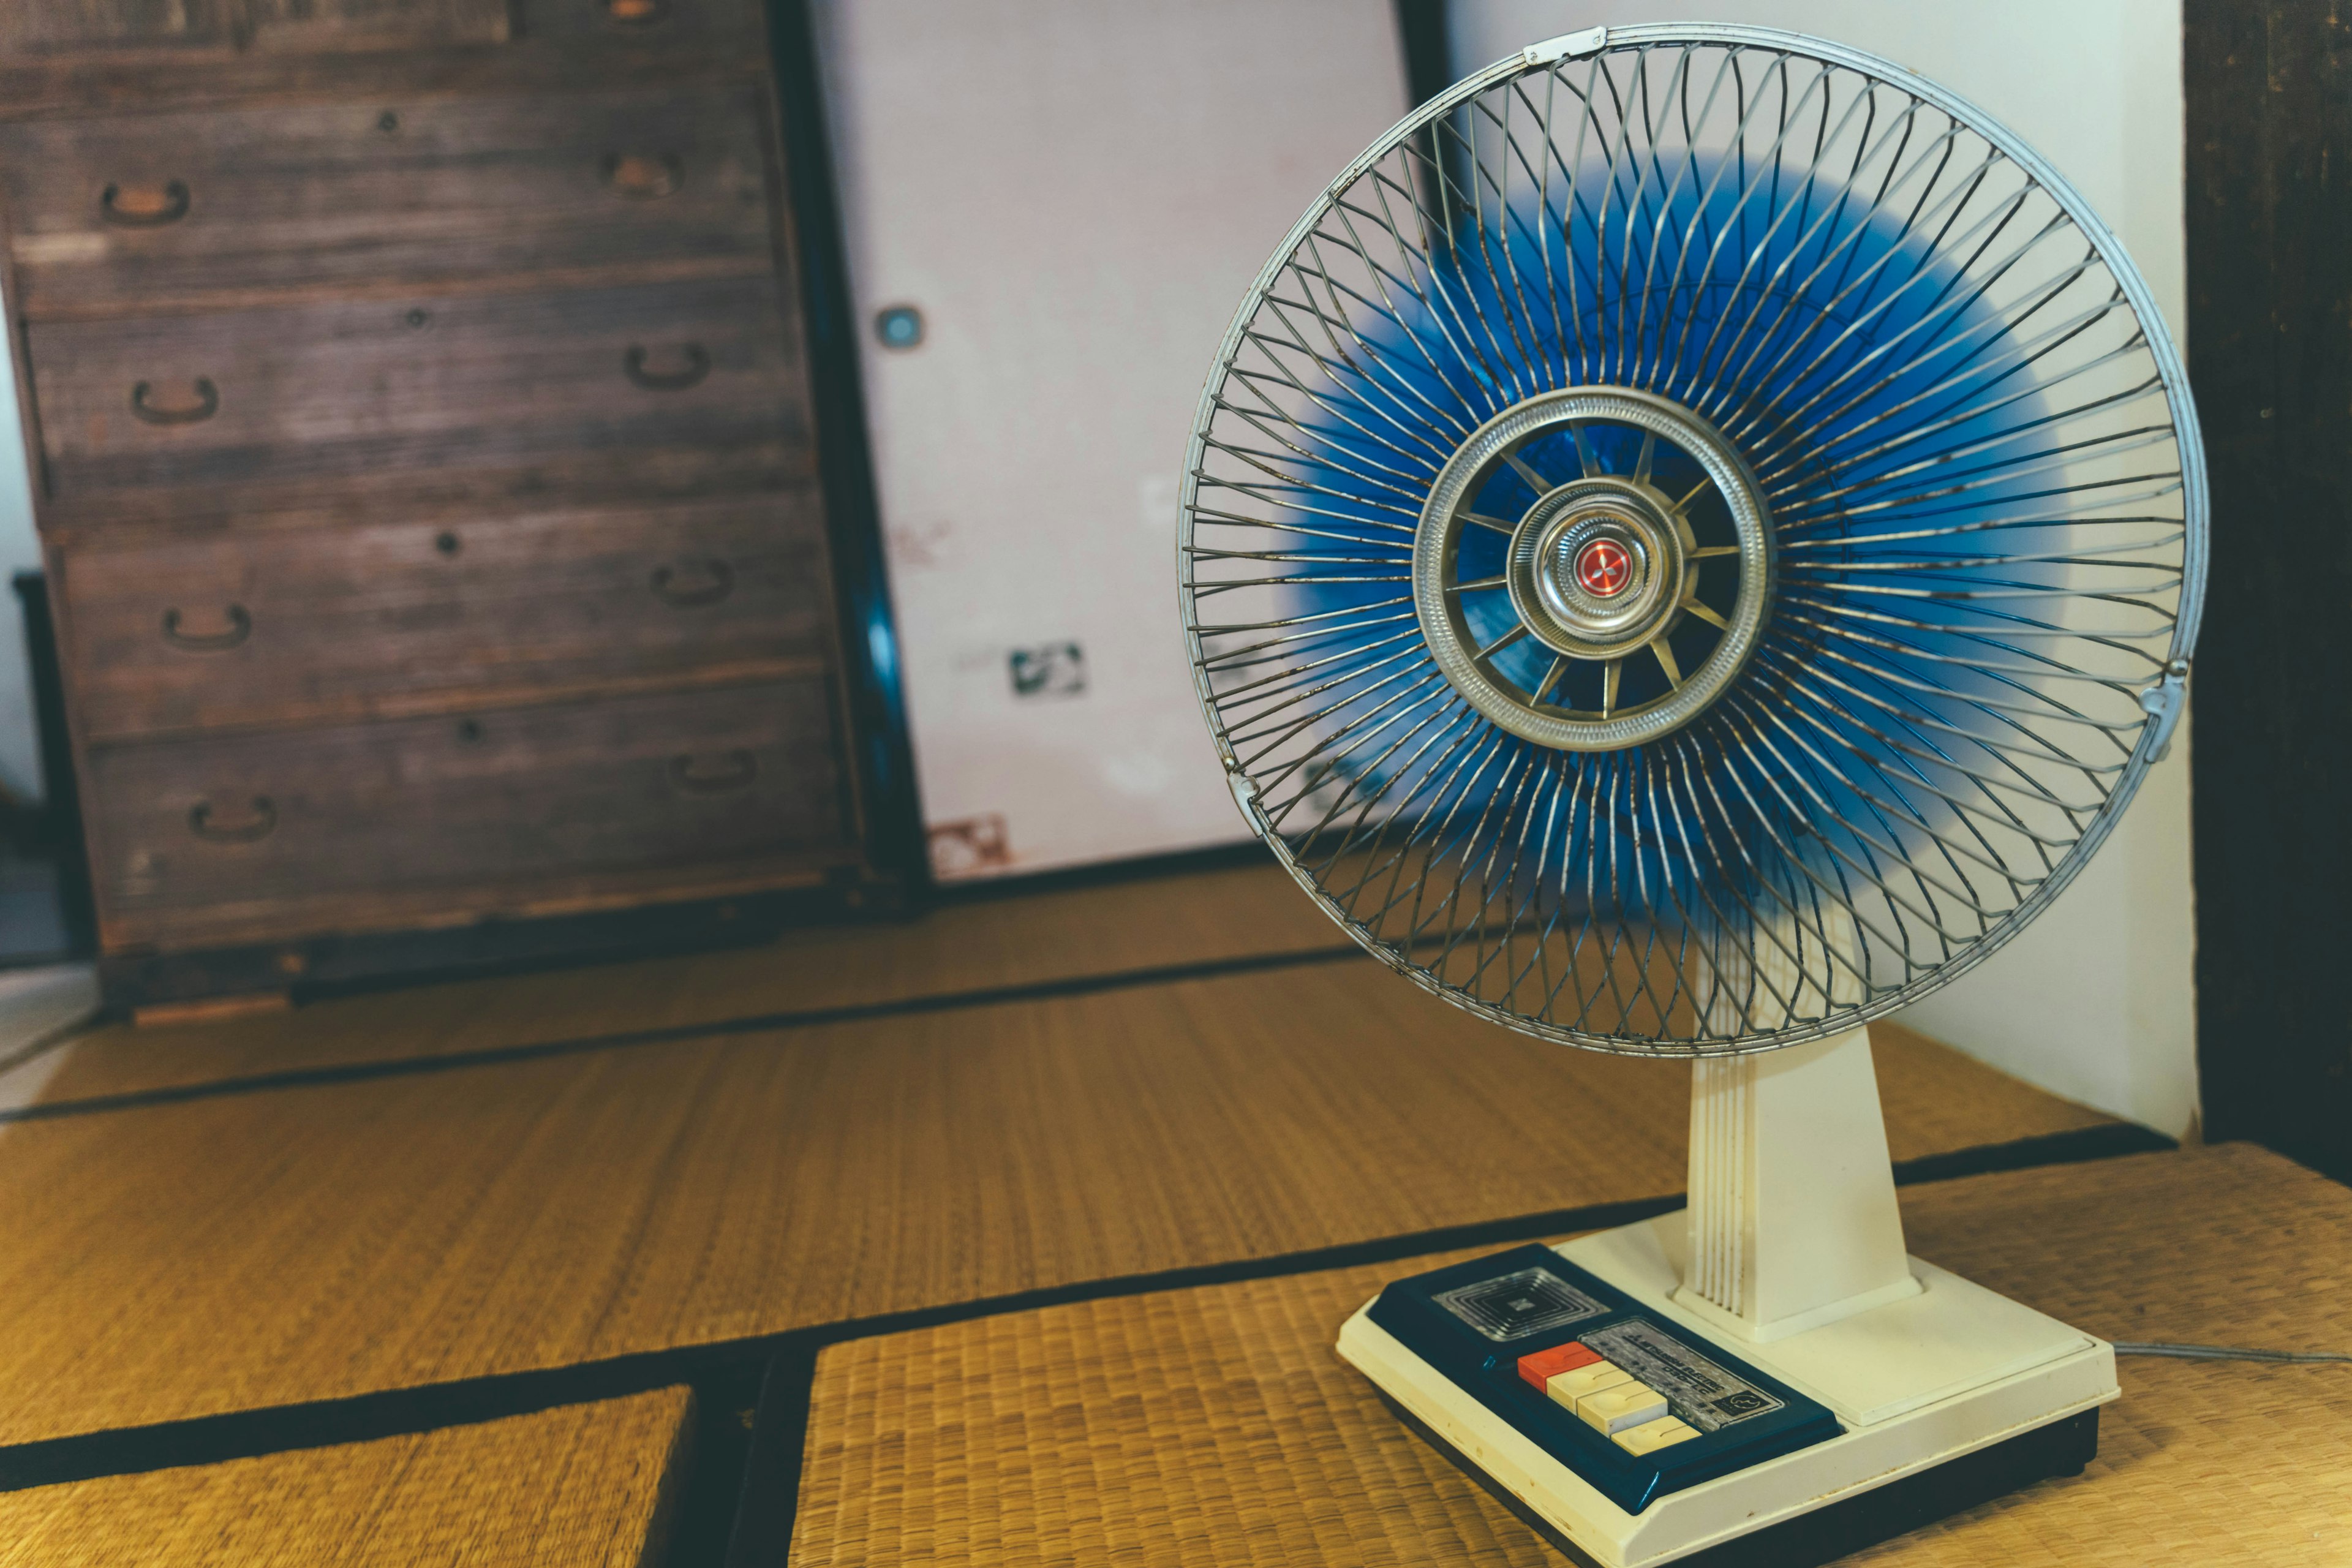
[
  {"left": 25, "top": 274, "right": 810, "bottom": 518},
  {"left": 0, "top": 0, "right": 752, "bottom": 61},
  {"left": 0, "top": 0, "right": 513, "bottom": 58},
  {"left": 0, "top": 1, "right": 247, "bottom": 56},
  {"left": 0, "top": 84, "right": 780, "bottom": 316},
  {"left": 84, "top": 676, "right": 853, "bottom": 949},
  {"left": 53, "top": 492, "right": 837, "bottom": 741},
  {"left": 519, "top": 0, "right": 763, "bottom": 48}
]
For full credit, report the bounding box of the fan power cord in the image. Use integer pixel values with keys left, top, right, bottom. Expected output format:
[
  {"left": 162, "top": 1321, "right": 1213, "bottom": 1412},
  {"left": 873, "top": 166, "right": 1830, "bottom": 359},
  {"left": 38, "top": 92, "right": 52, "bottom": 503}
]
[{"left": 2113, "top": 1341, "right": 2352, "bottom": 1365}]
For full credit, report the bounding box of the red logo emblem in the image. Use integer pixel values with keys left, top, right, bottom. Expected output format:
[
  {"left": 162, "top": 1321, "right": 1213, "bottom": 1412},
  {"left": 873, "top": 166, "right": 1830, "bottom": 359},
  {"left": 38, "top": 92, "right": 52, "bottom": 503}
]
[{"left": 1574, "top": 538, "right": 1634, "bottom": 598}]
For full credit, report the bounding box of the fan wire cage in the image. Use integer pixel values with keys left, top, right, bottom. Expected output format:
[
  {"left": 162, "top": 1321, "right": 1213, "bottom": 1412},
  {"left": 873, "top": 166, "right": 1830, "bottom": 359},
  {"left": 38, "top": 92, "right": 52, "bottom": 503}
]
[{"left": 1178, "top": 24, "right": 2205, "bottom": 1055}]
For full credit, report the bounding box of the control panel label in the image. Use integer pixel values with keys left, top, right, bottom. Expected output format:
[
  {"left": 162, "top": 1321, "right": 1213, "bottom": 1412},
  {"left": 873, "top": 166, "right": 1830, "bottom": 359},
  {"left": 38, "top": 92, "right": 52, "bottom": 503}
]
[
  {"left": 1579, "top": 1318, "right": 1785, "bottom": 1432},
  {"left": 1434, "top": 1266, "right": 1607, "bottom": 1343}
]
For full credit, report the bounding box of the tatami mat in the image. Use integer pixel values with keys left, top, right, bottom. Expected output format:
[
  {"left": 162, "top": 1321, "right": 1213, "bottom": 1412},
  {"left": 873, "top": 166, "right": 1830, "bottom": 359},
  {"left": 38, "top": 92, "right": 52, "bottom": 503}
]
[
  {"left": 0, "top": 944, "right": 2106, "bottom": 1447},
  {"left": 0, "top": 1388, "right": 690, "bottom": 1567},
  {"left": 790, "top": 1144, "right": 2352, "bottom": 1567},
  {"left": 36, "top": 859, "right": 1338, "bottom": 1105}
]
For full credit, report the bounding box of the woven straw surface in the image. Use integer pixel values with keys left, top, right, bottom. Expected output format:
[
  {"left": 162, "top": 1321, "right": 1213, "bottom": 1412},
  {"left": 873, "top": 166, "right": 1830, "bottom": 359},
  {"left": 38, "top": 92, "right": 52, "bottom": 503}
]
[
  {"left": 792, "top": 1144, "right": 2352, "bottom": 1567},
  {"left": 0, "top": 935, "right": 2097, "bottom": 1447},
  {"left": 0, "top": 1389, "right": 690, "bottom": 1567},
  {"left": 40, "top": 861, "right": 1338, "bottom": 1102}
]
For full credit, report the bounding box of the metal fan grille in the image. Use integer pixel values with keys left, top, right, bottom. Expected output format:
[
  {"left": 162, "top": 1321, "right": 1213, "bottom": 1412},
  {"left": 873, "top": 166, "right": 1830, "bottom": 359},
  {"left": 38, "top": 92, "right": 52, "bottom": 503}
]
[{"left": 1178, "top": 24, "right": 2204, "bottom": 1055}]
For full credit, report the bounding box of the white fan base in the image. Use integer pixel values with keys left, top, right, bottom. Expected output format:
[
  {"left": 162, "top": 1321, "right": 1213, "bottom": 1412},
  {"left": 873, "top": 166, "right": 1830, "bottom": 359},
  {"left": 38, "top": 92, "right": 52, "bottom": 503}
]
[{"left": 1336, "top": 1210, "right": 2117, "bottom": 1568}]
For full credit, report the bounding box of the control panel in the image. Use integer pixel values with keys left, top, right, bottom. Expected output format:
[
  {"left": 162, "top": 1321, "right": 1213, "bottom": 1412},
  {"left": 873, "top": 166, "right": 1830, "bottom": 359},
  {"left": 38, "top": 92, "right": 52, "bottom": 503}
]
[{"left": 1367, "top": 1244, "right": 1841, "bottom": 1514}]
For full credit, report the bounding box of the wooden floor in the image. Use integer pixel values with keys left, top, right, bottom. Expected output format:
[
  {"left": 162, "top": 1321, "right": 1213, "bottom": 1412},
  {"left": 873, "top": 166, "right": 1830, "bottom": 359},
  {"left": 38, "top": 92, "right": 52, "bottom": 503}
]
[
  {"left": 790, "top": 1144, "right": 2352, "bottom": 1567},
  {"left": 0, "top": 1389, "right": 689, "bottom": 1568}
]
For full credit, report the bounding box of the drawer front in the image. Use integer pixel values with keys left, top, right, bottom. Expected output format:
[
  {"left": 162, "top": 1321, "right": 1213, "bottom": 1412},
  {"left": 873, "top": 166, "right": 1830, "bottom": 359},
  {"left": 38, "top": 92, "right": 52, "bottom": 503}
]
[
  {"left": 55, "top": 492, "right": 837, "bottom": 740},
  {"left": 0, "top": 0, "right": 510, "bottom": 58},
  {"left": 26, "top": 274, "right": 809, "bottom": 515},
  {"left": 0, "top": 85, "right": 778, "bottom": 315},
  {"left": 0, "top": 1, "right": 241, "bottom": 55},
  {"left": 519, "top": 0, "right": 761, "bottom": 48},
  {"left": 239, "top": 0, "right": 514, "bottom": 50},
  {"left": 85, "top": 676, "right": 851, "bottom": 937}
]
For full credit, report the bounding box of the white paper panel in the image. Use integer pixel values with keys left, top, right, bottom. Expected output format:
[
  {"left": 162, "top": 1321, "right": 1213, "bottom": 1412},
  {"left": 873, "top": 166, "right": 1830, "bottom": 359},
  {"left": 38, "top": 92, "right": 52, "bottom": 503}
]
[{"left": 813, "top": 0, "right": 1408, "bottom": 880}]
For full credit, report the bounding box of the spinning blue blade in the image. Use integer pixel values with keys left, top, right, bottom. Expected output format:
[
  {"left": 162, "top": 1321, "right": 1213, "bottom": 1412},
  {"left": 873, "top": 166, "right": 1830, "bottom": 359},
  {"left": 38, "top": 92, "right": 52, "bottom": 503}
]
[{"left": 1182, "top": 31, "right": 2201, "bottom": 1050}]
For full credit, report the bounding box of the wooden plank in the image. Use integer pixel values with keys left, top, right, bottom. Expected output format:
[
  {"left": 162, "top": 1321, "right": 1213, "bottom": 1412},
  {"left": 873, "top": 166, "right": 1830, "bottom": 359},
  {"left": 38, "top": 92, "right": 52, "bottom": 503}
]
[
  {"left": 2183, "top": 2, "right": 2352, "bottom": 1182},
  {"left": 788, "top": 1144, "right": 2348, "bottom": 1567},
  {"left": 240, "top": 0, "right": 516, "bottom": 54},
  {"left": 0, "top": 3, "right": 769, "bottom": 122},
  {"left": 0, "top": 1388, "right": 691, "bottom": 1567},
  {"left": 25, "top": 274, "right": 810, "bottom": 521},
  {"left": 80, "top": 673, "right": 851, "bottom": 949},
  {"left": 0, "top": 0, "right": 246, "bottom": 57},
  {"left": 0, "top": 0, "right": 552, "bottom": 61},
  {"left": 0, "top": 83, "right": 780, "bottom": 317},
  {"left": 0, "top": 951, "right": 2109, "bottom": 1447},
  {"left": 50, "top": 491, "right": 835, "bottom": 741},
  {"left": 0, "top": 0, "right": 515, "bottom": 61}
]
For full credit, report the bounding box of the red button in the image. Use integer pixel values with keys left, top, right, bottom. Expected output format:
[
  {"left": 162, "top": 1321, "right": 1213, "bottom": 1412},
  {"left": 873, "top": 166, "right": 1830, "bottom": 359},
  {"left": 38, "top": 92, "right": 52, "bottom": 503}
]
[
  {"left": 1575, "top": 538, "right": 1633, "bottom": 597},
  {"left": 1516, "top": 1340, "right": 1602, "bottom": 1390}
]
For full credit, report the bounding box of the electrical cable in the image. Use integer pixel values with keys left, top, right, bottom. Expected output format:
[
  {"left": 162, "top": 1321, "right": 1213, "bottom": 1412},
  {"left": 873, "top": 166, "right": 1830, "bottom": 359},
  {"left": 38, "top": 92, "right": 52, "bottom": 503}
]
[{"left": 2112, "top": 1341, "right": 2352, "bottom": 1365}]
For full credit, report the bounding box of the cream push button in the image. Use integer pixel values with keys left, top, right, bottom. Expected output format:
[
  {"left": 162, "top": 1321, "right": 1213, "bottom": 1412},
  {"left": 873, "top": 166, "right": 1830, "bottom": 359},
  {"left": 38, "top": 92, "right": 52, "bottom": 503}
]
[
  {"left": 1613, "top": 1414, "right": 1702, "bottom": 1455},
  {"left": 1577, "top": 1379, "right": 1670, "bottom": 1435},
  {"left": 1543, "top": 1359, "right": 1631, "bottom": 1411}
]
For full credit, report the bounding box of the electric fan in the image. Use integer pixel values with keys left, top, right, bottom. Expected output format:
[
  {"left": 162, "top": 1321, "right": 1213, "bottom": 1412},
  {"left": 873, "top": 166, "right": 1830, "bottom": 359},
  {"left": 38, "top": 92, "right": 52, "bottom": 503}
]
[{"left": 1178, "top": 24, "right": 2201, "bottom": 1567}]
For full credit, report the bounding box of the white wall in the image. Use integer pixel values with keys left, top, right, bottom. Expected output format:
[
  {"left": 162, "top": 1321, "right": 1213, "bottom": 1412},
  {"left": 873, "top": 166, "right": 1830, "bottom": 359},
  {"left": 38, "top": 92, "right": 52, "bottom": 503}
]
[
  {"left": 1450, "top": 1, "right": 2198, "bottom": 1137},
  {"left": 813, "top": 0, "right": 1408, "bottom": 880}
]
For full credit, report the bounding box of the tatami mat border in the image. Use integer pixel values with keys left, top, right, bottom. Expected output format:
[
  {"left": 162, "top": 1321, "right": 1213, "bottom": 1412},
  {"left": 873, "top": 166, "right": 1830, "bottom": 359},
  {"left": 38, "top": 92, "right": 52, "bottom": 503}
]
[
  {"left": 0, "top": 1121, "right": 2171, "bottom": 1509},
  {"left": 2, "top": 944, "right": 1370, "bottom": 1128}
]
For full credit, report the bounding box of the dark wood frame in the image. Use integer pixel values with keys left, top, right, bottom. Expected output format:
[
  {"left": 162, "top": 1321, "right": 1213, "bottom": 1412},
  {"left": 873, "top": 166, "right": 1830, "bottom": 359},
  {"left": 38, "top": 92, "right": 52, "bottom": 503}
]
[
  {"left": 2184, "top": 1, "right": 2352, "bottom": 1183},
  {"left": 764, "top": 0, "right": 926, "bottom": 891}
]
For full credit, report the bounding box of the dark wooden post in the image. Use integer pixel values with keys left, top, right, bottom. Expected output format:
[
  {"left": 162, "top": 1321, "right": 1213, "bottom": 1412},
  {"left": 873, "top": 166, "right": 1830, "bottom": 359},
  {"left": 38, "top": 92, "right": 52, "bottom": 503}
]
[{"left": 2185, "top": 1, "right": 2352, "bottom": 1180}]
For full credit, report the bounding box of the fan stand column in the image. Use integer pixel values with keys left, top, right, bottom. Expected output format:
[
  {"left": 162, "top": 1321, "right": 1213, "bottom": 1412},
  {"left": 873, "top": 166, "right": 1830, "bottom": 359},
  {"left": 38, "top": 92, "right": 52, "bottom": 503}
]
[
  {"left": 1675, "top": 913, "right": 1922, "bottom": 1342},
  {"left": 1678, "top": 1031, "right": 1923, "bottom": 1342}
]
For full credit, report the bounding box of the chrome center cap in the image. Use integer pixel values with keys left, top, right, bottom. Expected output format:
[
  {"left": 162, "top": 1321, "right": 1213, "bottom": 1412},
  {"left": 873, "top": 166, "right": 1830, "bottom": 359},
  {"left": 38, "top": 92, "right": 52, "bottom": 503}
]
[
  {"left": 1411, "top": 386, "right": 1775, "bottom": 752},
  {"left": 1573, "top": 537, "right": 1633, "bottom": 598},
  {"left": 1508, "top": 479, "right": 1690, "bottom": 660}
]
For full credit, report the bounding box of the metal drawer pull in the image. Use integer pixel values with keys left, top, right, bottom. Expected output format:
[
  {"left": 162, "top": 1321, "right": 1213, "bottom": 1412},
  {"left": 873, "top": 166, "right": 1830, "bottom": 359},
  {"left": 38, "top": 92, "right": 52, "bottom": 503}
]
[
  {"left": 669, "top": 750, "right": 757, "bottom": 794},
  {"left": 604, "top": 153, "right": 682, "bottom": 199},
  {"left": 189, "top": 795, "right": 276, "bottom": 843},
  {"left": 650, "top": 559, "right": 734, "bottom": 608},
  {"left": 101, "top": 179, "right": 189, "bottom": 226},
  {"left": 130, "top": 377, "right": 219, "bottom": 426},
  {"left": 624, "top": 344, "right": 709, "bottom": 391},
  {"left": 160, "top": 605, "right": 251, "bottom": 652}
]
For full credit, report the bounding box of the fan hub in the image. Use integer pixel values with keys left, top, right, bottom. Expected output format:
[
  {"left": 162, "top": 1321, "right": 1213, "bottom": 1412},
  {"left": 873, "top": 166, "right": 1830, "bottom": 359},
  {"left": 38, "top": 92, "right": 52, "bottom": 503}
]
[
  {"left": 1509, "top": 480, "right": 1689, "bottom": 660},
  {"left": 1413, "top": 387, "right": 1774, "bottom": 751}
]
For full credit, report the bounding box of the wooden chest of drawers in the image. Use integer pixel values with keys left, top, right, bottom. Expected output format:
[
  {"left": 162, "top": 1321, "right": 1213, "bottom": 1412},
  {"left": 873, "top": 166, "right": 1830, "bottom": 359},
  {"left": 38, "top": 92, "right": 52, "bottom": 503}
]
[{"left": 1, "top": 0, "right": 907, "bottom": 1008}]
